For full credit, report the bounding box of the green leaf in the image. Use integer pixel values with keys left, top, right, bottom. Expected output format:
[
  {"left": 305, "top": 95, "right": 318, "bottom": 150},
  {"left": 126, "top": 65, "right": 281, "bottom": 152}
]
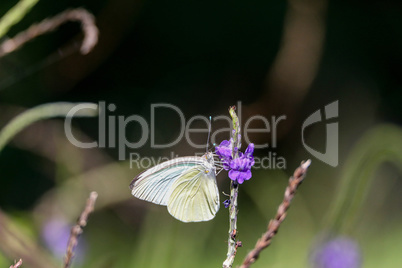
[
  {"left": 0, "top": 0, "right": 40, "bottom": 39},
  {"left": 0, "top": 102, "right": 98, "bottom": 153}
]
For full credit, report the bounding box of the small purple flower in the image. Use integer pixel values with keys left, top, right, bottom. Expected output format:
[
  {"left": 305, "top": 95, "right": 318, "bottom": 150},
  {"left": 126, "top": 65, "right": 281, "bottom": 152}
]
[
  {"left": 229, "top": 158, "right": 252, "bottom": 184},
  {"left": 216, "top": 139, "right": 255, "bottom": 184},
  {"left": 228, "top": 143, "right": 254, "bottom": 184},
  {"left": 244, "top": 143, "right": 254, "bottom": 159},
  {"left": 215, "top": 139, "right": 233, "bottom": 170},
  {"left": 42, "top": 218, "right": 86, "bottom": 261},
  {"left": 223, "top": 199, "right": 231, "bottom": 208},
  {"left": 311, "top": 237, "right": 362, "bottom": 268}
]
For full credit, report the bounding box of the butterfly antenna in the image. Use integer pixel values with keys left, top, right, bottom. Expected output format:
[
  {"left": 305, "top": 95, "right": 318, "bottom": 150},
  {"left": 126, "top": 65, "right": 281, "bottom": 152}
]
[
  {"left": 208, "top": 143, "right": 216, "bottom": 152},
  {"left": 206, "top": 116, "right": 212, "bottom": 153}
]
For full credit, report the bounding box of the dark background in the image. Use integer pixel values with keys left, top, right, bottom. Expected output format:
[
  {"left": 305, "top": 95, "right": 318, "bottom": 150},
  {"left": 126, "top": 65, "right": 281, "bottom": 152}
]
[{"left": 0, "top": 0, "right": 401, "bottom": 267}]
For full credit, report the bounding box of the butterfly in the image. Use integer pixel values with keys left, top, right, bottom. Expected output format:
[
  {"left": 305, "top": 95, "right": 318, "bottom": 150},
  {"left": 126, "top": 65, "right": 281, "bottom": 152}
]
[{"left": 129, "top": 152, "right": 220, "bottom": 222}]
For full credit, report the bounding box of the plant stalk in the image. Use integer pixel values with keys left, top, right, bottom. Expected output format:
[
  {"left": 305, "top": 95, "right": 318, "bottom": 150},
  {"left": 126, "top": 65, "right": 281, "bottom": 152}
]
[{"left": 223, "top": 106, "right": 241, "bottom": 268}]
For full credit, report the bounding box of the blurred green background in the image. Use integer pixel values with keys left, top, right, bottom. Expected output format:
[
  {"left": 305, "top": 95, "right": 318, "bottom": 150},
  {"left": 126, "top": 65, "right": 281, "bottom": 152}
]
[{"left": 0, "top": 0, "right": 401, "bottom": 267}]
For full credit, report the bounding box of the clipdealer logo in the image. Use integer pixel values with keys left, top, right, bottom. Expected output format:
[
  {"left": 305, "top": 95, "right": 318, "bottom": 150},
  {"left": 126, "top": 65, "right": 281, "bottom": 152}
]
[
  {"left": 302, "top": 101, "right": 339, "bottom": 167},
  {"left": 64, "top": 101, "right": 339, "bottom": 168}
]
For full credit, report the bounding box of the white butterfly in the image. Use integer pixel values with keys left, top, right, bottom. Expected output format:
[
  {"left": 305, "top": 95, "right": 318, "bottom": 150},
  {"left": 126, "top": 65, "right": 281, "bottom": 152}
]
[{"left": 130, "top": 152, "right": 220, "bottom": 223}]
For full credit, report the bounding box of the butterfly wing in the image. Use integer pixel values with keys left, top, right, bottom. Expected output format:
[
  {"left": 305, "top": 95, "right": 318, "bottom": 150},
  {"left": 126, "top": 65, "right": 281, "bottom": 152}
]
[
  {"left": 167, "top": 165, "right": 220, "bottom": 222},
  {"left": 130, "top": 157, "right": 206, "bottom": 206}
]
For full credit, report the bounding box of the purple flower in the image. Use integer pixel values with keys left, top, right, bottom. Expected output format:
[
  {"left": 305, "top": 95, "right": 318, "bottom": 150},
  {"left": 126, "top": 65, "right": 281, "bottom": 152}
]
[
  {"left": 215, "top": 139, "right": 233, "bottom": 170},
  {"left": 216, "top": 139, "right": 255, "bottom": 184},
  {"left": 229, "top": 157, "right": 252, "bottom": 184},
  {"left": 228, "top": 143, "right": 254, "bottom": 184},
  {"left": 244, "top": 143, "right": 254, "bottom": 159},
  {"left": 42, "top": 218, "right": 86, "bottom": 261},
  {"left": 223, "top": 199, "right": 231, "bottom": 208},
  {"left": 311, "top": 237, "right": 362, "bottom": 268}
]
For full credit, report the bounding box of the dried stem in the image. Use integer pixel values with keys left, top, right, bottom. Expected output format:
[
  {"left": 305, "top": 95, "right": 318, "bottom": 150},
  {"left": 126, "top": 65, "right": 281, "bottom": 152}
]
[
  {"left": 240, "top": 160, "right": 311, "bottom": 268},
  {"left": 9, "top": 259, "right": 23, "bottom": 268},
  {"left": 64, "top": 191, "right": 98, "bottom": 268},
  {"left": 0, "top": 8, "right": 98, "bottom": 57}
]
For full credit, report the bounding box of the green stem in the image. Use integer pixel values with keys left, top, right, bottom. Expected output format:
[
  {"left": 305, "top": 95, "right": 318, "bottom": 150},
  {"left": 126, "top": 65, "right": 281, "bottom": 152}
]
[
  {"left": 326, "top": 124, "right": 402, "bottom": 234},
  {"left": 223, "top": 106, "right": 241, "bottom": 268},
  {"left": 0, "top": 0, "right": 40, "bottom": 39},
  {"left": 0, "top": 102, "right": 98, "bottom": 154},
  {"left": 223, "top": 181, "right": 239, "bottom": 268}
]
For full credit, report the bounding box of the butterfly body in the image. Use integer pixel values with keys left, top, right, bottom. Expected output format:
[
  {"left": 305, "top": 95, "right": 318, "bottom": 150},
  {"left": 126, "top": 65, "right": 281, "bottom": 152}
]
[{"left": 130, "top": 152, "right": 220, "bottom": 222}]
